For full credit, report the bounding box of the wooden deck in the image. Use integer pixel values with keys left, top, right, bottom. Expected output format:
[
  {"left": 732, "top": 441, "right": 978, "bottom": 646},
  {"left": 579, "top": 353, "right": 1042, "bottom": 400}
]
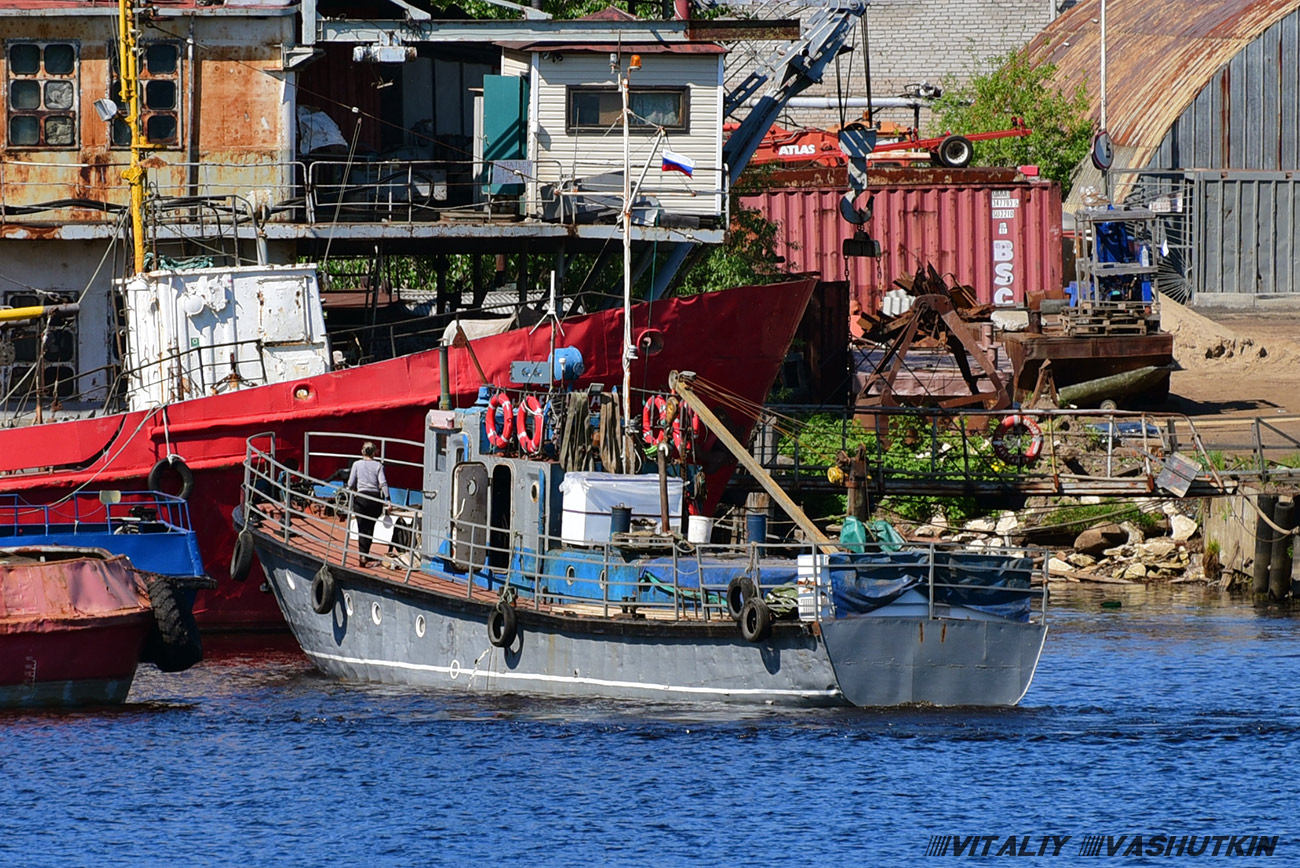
[{"left": 260, "top": 508, "right": 717, "bottom": 622}]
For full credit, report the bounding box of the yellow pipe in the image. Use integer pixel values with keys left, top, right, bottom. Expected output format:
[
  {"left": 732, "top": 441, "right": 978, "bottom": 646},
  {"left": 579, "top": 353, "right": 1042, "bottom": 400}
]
[
  {"left": 118, "top": 0, "right": 145, "bottom": 274},
  {"left": 0, "top": 304, "right": 79, "bottom": 323}
]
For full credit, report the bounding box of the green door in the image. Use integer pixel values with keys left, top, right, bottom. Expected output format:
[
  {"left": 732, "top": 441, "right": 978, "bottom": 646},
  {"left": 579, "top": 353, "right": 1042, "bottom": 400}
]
[{"left": 483, "top": 74, "right": 529, "bottom": 196}]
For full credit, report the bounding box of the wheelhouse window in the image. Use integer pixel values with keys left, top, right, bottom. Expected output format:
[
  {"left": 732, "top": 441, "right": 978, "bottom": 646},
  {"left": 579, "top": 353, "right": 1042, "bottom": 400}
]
[
  {"left": 566, "top": 87, "right": 687, "bottom": 133},
  {"left": 109, "top": 42, "right": 180, "bottom": 147},
  {"left": 6, "top": 41, "right": 79, "bottom": 148}
]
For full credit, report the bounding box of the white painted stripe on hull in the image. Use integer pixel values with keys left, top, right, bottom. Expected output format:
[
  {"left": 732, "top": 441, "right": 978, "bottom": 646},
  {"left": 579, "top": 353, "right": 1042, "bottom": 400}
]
[{"left": 307, "top": 649, "right": 841, "bottom": 700}]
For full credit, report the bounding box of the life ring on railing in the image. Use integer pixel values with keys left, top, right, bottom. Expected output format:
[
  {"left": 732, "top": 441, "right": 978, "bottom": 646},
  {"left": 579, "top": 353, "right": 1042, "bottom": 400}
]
[
  {"left": 485, "top": 392, "right": 515, "bottom": 450},
  {"left": 148, "top": 454, "right": 194, "bottom": 500},
  {"left": 672, "top": 405, "right": 704, "bottom": 461},
  {"left": 516, "top": 395, "right": 546, "bottom": 455},
  {"left": 991, "top": 414, "right": 1044, "bottom": 466},
  {"left": 642, "top": 395, "right": 668, "bottom": 448}
]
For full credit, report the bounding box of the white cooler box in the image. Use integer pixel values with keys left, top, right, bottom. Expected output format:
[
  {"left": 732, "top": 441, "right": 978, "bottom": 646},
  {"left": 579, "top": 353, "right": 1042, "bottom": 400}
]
[{"left": 558, "top": 472, "right": 682, "bottom": 544}]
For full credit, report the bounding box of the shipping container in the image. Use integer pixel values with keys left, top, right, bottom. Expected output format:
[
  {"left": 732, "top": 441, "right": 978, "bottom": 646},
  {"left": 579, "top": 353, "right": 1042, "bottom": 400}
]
[{"left": 741, "top": 168, "right": 1063, "bottom": 313}]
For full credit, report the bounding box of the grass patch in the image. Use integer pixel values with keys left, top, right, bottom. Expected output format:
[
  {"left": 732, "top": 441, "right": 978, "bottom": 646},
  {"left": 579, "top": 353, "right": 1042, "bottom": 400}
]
[{"left": 1042, "top": 502, "right": 1160, "bottom": 533}]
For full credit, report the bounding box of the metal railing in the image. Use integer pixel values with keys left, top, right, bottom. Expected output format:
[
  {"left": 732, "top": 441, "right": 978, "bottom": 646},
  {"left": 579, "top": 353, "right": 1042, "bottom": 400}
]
[
  {"left": 0, "top": 155, "right": 725, "bottom": 228},
  {"left": 747, "top": 405, "right": 1300, "bottom": 498},
  {"left": 241, "top": 431, "right": 1048, "bottom": 626},
  {"left": 0, "top": 490, "right": 192, "bottom": 536}
]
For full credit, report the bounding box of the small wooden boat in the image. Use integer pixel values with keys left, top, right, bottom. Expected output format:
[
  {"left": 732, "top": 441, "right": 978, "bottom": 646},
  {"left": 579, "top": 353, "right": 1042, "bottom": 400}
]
[{"left": 0, "top": 547, "right": 202, "bottom": 708}]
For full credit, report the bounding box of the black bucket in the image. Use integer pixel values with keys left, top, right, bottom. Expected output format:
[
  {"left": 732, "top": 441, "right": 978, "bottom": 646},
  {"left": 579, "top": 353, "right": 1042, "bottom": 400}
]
[{"left": 610, "top": 504, "right": 632, "bottom": 537}]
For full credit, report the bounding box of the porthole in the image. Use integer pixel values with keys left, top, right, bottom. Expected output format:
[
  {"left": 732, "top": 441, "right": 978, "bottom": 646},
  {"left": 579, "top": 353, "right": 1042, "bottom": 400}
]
[
  {"left": 293, "top": 384, "right": 314, "bottom": 400},
  {"left": 566, "top": 565, "right": 576, "bottom": 586},
  {"left": 415, "top": 614, "right": 426, "bottom": 637},
  {"left": 344, "top": 592, "right": 354, "bottom": 616},
  {"left": 286, "top": 573, "right": 296, "bottom": 591},
  {"left": 371, "top": 601, "right": 382, "bottom": 625},
  {"left": 530, "top": 481, "right": 539, "bottom": 503}
]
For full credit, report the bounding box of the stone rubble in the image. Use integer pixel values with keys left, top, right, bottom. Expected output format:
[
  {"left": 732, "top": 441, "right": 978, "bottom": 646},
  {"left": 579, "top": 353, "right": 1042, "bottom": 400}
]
[{"left": 899, "top": 504, "right": 1205, "bottom": 586}]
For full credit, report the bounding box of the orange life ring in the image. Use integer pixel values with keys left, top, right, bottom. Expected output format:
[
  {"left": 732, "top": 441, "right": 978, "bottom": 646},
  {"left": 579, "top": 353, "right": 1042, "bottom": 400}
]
[
  {"left": 485, "top": 391, "right": 515, "bottom": 449},
  {"left": 642, "top": 395, "right": 668, "bottom": 447},
  {"left": 516, "top": 395, "right": 546, "bottom": 455},
  {"left": 991, "top": 414, "right": 1043, "bottom": 466},
  {"left": 672, "top": 405, "right": 704, "bottom": 461}
]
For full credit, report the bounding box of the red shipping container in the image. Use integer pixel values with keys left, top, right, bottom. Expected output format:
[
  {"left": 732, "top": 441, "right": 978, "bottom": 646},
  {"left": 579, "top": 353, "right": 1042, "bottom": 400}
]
[{"left": 741, "top": 168, "right": 1063, "bottom": 313}]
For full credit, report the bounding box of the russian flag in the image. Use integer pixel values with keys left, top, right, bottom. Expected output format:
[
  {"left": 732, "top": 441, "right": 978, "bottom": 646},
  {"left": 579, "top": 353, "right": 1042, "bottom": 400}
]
[{"left": 661, "top": 150, "right": 695, "bottom": 176}]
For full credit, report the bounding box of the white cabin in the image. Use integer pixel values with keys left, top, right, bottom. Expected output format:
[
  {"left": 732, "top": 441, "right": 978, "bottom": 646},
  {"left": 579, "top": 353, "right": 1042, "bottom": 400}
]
[
  {"left": 120, "top": 264, "right": 329, "bottom": 412},
  {"left": 500, "top": 37, "right": 725, "bottom": 223}
]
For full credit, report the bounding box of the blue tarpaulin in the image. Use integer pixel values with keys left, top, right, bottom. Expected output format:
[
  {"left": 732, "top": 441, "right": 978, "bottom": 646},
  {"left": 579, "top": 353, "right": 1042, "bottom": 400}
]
[{"left": 827, "top": 551, "right": 1035, "bottom": 621}]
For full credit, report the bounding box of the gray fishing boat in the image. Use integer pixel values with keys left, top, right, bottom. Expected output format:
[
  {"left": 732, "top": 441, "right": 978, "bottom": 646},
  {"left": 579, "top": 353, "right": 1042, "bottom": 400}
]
[{"left": 235, "top": 372, "right": 1048, "bottom": 708}]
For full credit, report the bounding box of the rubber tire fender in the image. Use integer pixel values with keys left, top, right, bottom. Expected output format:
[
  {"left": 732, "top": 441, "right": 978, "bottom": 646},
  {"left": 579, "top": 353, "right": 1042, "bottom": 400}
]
[
  {"left": 488, "top": 601, "right": 518, "bottom": 648},
  {"left": 936, "top": 134, "right": 974, "bottom": 168},
  {"left": 311, "top": 565, "right": 336, "bottom": 615},
  {"left": 230, "top": 530, "right": 255, "bottom": 582},
  {"left": 739, "top": 597, "right": 773, "bottom": 643},
  {"left": 141, "top": 576, "right": 203, "bottom": 673},
  {"left": 726, "top": 575, "right": 757, "bottom": 621},
  {"left": 148, "top": 455, "right": 194, "bottom": 500}
]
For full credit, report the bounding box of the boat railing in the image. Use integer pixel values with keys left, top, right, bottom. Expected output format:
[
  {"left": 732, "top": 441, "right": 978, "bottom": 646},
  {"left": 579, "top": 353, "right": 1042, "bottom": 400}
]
[
  {"left": 0, "top": 490, "right": 191, "bottom": 536},
  {"left": 301, "top": 431, "right": 426, "bottom": 485},
  {"left": 125, "top": 335, "right": 273, "bottom": 400},
  {"left": 243, "top": 434, "right": 1048, "bottom": 626}
]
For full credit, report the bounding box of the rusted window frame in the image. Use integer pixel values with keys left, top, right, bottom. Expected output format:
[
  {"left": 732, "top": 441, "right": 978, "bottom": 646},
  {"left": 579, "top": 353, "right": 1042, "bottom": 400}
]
[
  {"left": 1, "top": 290, "right": 79, "bottom": 402},
  {"left": 107, "top": 39, "right": 183, "bottom": 149},
  {"left": 4, "top": 39, "right": 80, "bottom": 150},
  {"left": 565, "top": 85, "right": 689, "bottom": 134}
]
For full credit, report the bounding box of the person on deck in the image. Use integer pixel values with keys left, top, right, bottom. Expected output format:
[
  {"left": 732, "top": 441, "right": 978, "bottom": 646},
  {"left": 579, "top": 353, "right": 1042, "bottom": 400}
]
[{"left": 347, "top": 442, "right": 389, "bottom": 566}]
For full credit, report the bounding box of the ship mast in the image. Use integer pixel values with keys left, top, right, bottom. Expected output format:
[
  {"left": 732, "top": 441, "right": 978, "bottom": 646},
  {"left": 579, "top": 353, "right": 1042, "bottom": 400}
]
[
  {"left": 118, "top": 0, "right": 147, "bottom": 274},
  {"left": 617, "top": 52, "right": 642, "bottom": 468}
]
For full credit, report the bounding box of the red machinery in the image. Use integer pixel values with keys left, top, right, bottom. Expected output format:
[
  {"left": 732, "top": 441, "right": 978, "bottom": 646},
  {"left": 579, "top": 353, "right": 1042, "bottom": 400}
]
[{"left": 738, "top": 118, "right": 1033, "bottom": 170}]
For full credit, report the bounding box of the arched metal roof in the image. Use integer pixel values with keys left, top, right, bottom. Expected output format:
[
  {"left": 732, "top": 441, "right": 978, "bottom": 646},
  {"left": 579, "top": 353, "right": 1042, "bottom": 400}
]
[{"left": 1029, "top": 0, "right": 1300, "bottom": 172}]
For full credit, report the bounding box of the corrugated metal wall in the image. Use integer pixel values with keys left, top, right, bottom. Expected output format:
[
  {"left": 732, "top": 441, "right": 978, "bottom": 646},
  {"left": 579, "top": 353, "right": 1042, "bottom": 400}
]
[
  {"left": 742, "top": 178, "right": 1062, "bottom": 313},
  {"left": 1152, "top": 8, "right": 1300, "bottom": 170},
  {"left": 1194, "top": 171, "right": 1300, "bottom": 296}
]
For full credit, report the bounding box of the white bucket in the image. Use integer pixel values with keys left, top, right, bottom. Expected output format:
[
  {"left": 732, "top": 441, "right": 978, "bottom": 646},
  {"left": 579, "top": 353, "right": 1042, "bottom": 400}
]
[{"left": 686, "top": 515, "right": 714, "bottom": 544}]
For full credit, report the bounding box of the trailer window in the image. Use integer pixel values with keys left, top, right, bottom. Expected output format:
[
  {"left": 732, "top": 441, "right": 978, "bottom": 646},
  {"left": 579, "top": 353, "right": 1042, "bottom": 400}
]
[{"left": 567, "top": 87, "right": 687, "bottom": 133}]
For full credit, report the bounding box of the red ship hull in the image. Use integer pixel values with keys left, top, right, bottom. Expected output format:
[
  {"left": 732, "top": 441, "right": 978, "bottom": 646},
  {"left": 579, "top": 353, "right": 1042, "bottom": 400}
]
[
  {"left": 0, "top": 279, "right": 816, "bottom": 630},
  {"left": 0, "top": 551, "right": 153, "bottom": 707}
]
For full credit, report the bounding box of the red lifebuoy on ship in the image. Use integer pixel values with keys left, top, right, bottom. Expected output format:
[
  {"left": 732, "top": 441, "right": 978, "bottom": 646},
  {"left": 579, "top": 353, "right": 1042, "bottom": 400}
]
[
  {"left": 672, "top": 405, "right": 704, "bottom": 461},
  {"left": 516, "top": 395, "right": 546, "bottom": 455},
  {"left": 991, "top": 414, "right": 1044, "bottom": 466},
  {"left": 642, "top": 395, "right": 668, "bottom": 448},
  {"left": 485, "top": 392, "right": 515, "bottom": 449}
]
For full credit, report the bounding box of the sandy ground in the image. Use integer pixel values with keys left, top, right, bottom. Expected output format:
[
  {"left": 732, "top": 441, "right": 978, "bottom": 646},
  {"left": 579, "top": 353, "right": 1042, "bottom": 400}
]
[{"left": 1159, "top": 295, "right": 1300, "bottom": 418}]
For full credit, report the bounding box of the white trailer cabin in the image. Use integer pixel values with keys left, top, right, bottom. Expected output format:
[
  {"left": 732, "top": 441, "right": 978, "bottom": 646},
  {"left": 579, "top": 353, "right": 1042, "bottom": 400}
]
[{"left": 500, "top": 29, "right": 725, "bottom": 225}]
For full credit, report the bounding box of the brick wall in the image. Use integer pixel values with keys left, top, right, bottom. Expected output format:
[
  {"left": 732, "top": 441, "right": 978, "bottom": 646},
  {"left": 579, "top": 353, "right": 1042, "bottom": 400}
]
[{"left": 727, "top": 0, "right": 1079, "bottom": 131}]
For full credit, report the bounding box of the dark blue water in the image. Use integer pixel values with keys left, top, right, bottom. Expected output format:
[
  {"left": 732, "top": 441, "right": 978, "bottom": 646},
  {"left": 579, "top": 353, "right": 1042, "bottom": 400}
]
[{"left": 2, "top": 587, "right": 1297, "bottom": 866}]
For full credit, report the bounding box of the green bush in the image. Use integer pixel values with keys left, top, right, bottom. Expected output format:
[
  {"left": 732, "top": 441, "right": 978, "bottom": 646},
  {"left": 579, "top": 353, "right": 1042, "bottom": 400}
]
[{"left": 930, "top": 48, "right": 1092, "bottom": 196}]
